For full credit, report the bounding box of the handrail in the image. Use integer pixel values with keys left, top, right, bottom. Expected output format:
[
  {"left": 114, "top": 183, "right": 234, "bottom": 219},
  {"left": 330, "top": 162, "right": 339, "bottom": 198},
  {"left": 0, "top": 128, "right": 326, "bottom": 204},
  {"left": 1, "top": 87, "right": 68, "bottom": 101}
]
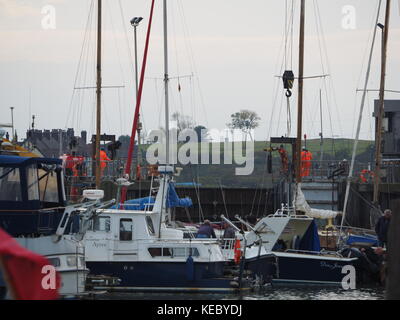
[{"left": 284, "top": 248, "right": 343, "bottom": 258}]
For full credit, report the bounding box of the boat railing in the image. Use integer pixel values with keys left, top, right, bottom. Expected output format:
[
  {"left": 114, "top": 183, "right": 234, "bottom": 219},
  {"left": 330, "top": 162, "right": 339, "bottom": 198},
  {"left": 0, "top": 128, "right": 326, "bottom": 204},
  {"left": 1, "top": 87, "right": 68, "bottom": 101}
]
[
  {"left": 297, "top": 159, "right": 371, "bottom": 182},
  {"left": 219, "top": 238, "right": 237, "bottom": 260},
  {"left": 63, "top": 158, "right": 152, "bottom": 181},
  {"left": 284, "top": 248, "right": 343, "bottom": 258},
  {"left": 334, "top": 225, "right": 376, "bottom": 236}
]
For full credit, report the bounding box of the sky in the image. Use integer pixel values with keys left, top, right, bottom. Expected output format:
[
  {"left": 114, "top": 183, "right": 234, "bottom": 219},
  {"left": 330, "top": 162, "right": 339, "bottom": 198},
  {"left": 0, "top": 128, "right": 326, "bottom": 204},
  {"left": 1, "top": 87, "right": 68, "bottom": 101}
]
[{"left": 1, "top": 0, "right": 400, "bottom": 143}]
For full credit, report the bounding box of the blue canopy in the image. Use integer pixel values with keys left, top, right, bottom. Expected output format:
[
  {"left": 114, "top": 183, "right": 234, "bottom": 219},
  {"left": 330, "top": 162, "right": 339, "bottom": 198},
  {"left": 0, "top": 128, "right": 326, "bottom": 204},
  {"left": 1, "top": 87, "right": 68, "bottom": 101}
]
[
  {"left": 0, "top": 155, "right": 61, "bottom": 167},
  {"left": 174, "top": 182, "right": 202, "bottom": 187},
  {"left": 346, "top": 234, "right": 378, "bottom": 246},
  {"left": 115, "top": 183, "right": 193, "bottom": 210},
  {"left": 166, "top": 183, "right": 193, "bottom": 208},
  {"left": 299, "top": 220, "right": 321, "bottom": 252},
  {"left": 113, "top": 196, "right": 155, "bottom": 210}
]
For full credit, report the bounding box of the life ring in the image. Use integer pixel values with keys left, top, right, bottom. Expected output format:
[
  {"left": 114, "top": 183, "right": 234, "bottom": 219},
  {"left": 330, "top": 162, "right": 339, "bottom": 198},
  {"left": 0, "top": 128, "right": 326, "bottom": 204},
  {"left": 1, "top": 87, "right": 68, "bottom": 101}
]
[{"left": 360, "top": 170, "right": 374, "bottom": 183}]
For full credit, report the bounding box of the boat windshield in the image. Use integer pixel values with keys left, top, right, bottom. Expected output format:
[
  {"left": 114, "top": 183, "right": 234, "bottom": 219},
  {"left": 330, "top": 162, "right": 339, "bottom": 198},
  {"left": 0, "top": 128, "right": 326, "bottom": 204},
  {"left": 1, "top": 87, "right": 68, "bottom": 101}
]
[
  {"left": 26, "top": 164, "right": 60, "bottom": 203},
  {"left": 0, "top": 167, "right": 22, "bottom": 201}
]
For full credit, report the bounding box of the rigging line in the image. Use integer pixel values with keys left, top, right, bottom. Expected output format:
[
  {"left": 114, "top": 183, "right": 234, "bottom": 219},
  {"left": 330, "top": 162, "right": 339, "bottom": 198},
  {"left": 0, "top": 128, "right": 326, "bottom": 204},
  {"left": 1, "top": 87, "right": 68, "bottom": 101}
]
[
  {"left": 118, "top": 0, "right": 135, "bottom": 79},
  {"left": 284, "top": 0, "right": 288, "bottom": 69},
  {"left": 355, "top": 2, "right": 382, "bottom": 94},
  {"left": 218, "top": 179, "right": 229, "bottom": 218},
  {"left": 322, "top": 77, "right": 335, "bottom": 144},
  {"left": 366, "top": 92, "right": 373, "bottom": 141},
  {"left": 118, "top": 0, "right": 147, "bottom": 134},
  {"left": 252, "top": 155, "right": 269, "bottom": 216},
  {"left": 340, "top": 0, "right": 383, "bottom": 238},
  {"left": 256, "top": 163, "right": 268, "bottom": 217},
  {"left": 188, "top": 163, "right": 204, "bottom": 222},
  {"left": 177, "top": 1, "right": 208, "bottom": 128},
  {"left": 76, "top": 2, "right": 95, "bottom": 132},
  {"left": 170, "top": 1, "right": 185, "bottom": 118},
  {"left": 315, "top": 1, "right": 344, "bottom": 138},
  {"left": 78, "top": 15, "right": 95, "bottom": 133},
  {"left": 65, "top": 0, "right": 94, "bottom": 129},
  {"left": 268, "top": 0, "right": 291, "bottom": 140},
  {"left": 290, "top": 0, "right": 295, "bottom": 70},
  {"left": 275, "top": 86, "right": 286, "bottom": 137},
  {"left": 106, "top": 0, "right": 127, "bottom": 91},
  {"left": 284, "top": 0, "right": 295, "bottom": 70}
]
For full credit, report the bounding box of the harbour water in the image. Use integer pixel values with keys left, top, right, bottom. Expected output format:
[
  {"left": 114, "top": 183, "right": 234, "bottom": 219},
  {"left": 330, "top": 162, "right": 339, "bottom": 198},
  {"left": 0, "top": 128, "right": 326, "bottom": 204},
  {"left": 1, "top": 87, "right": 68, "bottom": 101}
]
[{"left": 96, "top": 286, "right": 385, "bottom": 300}]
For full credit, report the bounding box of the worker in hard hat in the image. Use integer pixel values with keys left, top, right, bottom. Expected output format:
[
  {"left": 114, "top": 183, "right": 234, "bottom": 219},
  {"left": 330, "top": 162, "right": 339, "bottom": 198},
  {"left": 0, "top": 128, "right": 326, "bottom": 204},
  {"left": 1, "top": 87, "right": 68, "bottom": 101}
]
[
  {"left": 301, "top": 147, "right": 313, "bottom": 177},
  {"left": 99, "top": 148, "right": 111, "bottom": 177}
]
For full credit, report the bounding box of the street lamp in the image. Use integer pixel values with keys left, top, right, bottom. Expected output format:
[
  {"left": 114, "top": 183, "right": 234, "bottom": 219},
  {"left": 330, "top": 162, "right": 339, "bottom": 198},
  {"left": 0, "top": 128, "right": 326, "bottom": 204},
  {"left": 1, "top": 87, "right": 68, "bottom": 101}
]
[
  {"left": 130, "top": 16, "right": 143, "bottom": 181},
  {"left": 130, "top": 17, "right": 143, "bottom": 99},
  {"left": 10, "top": 107, "right": 14, "bottom": 141}
]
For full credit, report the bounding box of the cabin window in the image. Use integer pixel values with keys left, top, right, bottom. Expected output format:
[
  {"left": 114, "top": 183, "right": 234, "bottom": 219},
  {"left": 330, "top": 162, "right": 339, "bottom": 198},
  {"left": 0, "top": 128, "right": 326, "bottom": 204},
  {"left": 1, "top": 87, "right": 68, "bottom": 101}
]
[
  {"left": 147, "top": 247, "right": 200, "bottom": 258},
  {"left": 93, "top": 216, "right": 111, "bottom": 232},
  {"left": 26, "top": 165, "right": 40, "bottom": 200},
  {"left": 47, "top": 257, "right": 61, "bottom": 267},
  {"left": 120, "top": 219, "right": 133, "bottom": 241},
  {"left": 38, "top": 168, "right": 59, "bottom": 203},
  {"left": 146, "top": 216, "right": 155, "bottom": 235},
  {"left": 0, "top": 167, "right": 22, "bottom": 201}
]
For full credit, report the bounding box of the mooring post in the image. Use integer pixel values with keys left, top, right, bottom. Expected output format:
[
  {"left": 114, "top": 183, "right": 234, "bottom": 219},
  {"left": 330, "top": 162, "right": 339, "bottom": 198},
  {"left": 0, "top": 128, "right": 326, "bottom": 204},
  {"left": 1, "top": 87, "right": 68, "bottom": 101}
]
[{"left": 386, "top": 199, "right": 400, "bottom": 299}]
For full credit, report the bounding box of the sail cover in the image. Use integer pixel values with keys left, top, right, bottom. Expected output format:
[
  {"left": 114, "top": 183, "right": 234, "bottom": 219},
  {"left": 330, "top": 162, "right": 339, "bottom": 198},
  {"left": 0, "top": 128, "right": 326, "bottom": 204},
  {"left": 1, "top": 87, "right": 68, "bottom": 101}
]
[{"left": 295, "top": 184, "right": 341, "bottom": 219}]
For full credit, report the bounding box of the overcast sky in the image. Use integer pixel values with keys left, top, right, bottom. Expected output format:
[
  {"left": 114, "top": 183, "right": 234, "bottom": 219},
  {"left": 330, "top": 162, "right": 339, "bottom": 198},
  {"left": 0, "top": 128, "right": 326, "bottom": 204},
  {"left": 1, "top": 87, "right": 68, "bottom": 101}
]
[{"left": 1, "top": 0, "right": 400, "bottom": 143}]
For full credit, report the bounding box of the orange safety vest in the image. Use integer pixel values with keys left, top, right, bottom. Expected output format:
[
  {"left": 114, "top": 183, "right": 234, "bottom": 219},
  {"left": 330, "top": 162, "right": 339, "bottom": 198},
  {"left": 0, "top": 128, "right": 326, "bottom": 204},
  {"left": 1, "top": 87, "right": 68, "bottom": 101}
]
[
  {"left": 99, "top": 150, "right": 110, "bottom": 169},
  {"left": 360, "top": 169, "right": 374, "bottom": 183}
]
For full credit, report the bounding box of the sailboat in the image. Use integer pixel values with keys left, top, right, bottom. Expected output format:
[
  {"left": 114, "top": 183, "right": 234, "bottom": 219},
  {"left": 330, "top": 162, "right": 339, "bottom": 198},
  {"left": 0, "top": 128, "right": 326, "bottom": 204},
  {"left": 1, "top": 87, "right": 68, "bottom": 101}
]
[
  {"left": 217, "top": 0, "right": 384, "bottom": 287},
  {"left": 81, "top": 0, "right": 251, "bottom": 293},
  {"left": 267, "top": 0, "right": 387, "bottom": 287}
]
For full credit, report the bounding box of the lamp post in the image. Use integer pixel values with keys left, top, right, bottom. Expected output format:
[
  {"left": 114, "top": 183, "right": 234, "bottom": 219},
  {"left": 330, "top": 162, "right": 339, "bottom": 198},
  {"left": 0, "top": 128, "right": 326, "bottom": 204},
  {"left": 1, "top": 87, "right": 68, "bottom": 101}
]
[
  {"left": 10, "top": 107, "right": 15, "bottom": 141},
  {"left": 130, "top": 16, "right": 143, "bottom": 181}
]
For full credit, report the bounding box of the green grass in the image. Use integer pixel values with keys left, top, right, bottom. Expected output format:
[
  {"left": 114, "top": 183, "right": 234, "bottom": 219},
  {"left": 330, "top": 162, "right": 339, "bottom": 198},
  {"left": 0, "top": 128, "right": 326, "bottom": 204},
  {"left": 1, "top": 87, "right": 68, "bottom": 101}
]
[{"left": 135, "top": 138, "right": 374, "bottom": 188}]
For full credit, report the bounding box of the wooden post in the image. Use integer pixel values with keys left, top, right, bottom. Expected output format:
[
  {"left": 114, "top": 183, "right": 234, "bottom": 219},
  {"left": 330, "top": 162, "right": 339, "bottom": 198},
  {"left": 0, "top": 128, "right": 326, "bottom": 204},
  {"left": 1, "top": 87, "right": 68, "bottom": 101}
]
[
  {"left": 373, "top": 0, "right": 391, "bottom": 204},
  {"left": 95, "top": 0, "right": 102, "bottom": 189},
  {"left": 386, "top": 199, "right": 400, "bottom": 299},
  {"left": 295, "top": 0, "right": 305, "bottom": 184}
]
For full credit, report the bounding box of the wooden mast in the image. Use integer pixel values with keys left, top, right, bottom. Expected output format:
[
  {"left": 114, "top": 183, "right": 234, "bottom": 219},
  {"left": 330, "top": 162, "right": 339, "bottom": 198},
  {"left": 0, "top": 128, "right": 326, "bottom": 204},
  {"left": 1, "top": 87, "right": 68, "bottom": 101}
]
[
  {"left": 295, "top": 0, "right": 305, "bottom": 184},
  {"left": 95, "top": 0, "right": 102, "bottom": 189},
  {"left": 373, "top": 0, "right": 391, "bottom": 204}
]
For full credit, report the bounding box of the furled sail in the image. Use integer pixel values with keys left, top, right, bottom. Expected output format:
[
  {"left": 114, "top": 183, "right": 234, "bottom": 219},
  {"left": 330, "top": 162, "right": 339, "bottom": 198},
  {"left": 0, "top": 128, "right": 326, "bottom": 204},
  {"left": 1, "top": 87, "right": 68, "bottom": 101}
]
[{"left": 295, "top": 184, "right": 341, "bottom": 219}]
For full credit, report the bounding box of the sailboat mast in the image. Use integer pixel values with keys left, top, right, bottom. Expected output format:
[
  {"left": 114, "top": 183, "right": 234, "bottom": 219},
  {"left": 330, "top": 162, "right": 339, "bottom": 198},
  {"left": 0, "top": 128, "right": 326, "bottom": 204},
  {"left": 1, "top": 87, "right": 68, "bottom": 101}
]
[
  {"left": 319, "top": 89, "right": 324, "bottom": 165},
  {"left": 95, "top": 0, "right": 102, "bottom": 189},
  {"left": 295, "top": 0, "right": 305, "bottom": 184},
  {"left": 163, "top": 0, "right": 170, "bottom": 166},
  {"left": 373, "top": 0, "right": 391, "bottom": 204}
]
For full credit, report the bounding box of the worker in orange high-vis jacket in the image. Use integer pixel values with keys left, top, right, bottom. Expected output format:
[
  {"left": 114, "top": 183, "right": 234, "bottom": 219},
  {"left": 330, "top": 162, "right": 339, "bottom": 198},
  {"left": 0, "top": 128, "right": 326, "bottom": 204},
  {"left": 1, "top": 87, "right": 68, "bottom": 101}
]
[
  {"left": 99, "top": 148, "right": 111, "bottom": 177},
  {"left": 301, "top": 147, "right": 313, "bottom": 177}
]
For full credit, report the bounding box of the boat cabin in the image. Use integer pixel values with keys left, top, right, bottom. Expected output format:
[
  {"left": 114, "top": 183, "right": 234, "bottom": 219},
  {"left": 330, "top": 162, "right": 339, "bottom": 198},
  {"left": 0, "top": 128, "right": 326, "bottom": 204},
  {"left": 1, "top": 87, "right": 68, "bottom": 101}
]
[{"left": 0, "top": 155, "right": 66, "bottom": 236}]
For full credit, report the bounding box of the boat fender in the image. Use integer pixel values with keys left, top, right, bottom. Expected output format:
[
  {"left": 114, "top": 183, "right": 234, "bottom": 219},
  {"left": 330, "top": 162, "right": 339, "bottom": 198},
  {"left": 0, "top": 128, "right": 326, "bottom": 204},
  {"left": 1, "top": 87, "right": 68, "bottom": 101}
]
[
  {"left": 186, "top": 255, "right": 194, "bottom": 281},
  {"left": 234, "top": 239, "right": 242, "bottom": 264}
]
